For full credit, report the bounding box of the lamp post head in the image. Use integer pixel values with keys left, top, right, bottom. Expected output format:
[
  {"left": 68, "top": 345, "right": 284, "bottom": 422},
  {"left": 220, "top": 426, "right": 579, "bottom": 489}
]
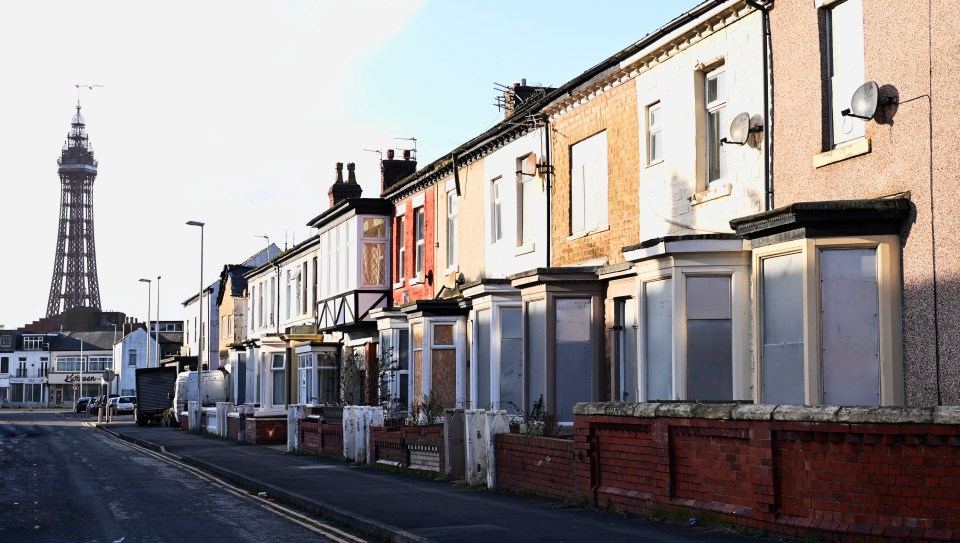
[
  {"left": 139, "top": 278, "right": 151, "bottom": 284},
  {"left": 186, "top": 220, "right": 205, "bottom": 228}
]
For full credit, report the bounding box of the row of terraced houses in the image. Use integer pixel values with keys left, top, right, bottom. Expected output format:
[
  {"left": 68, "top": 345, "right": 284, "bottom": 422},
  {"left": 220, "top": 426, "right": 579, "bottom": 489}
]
[{"left": 179, "top": 2, "right": 960, "bottom": 539}]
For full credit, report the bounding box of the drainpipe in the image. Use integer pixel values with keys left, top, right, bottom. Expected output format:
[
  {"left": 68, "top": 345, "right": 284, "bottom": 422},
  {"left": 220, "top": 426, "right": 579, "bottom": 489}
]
[
  {"left": 745, "top": 0, "right": 774, "bottom": 211},
  {"left": 543, "top": 115, "right": 552, "bottom": 265}
]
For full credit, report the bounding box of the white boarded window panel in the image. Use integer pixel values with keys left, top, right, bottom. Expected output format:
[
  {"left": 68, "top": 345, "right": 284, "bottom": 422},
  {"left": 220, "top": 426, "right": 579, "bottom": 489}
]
[
  {"left": 476, "top": 309, "right": 491, "bottom": 410},
  {"left": 570, "top": 131, "right": 608, "bottom": 234},
  {"left": 618, "top": 299, "right": 639, "bottom": 402},
  {"left": 500, "top": 307, "right": 523, "bottom": 410},
  {"left": 686, "top": 276, "right": 733, "bottom": 400},
  {"left": 760, "top": 253, "right": 805, "bottom": 404},
  {"left": 644, "top": 279, "right": 673, "bottom": 401},
  {"left": 821, "top": 248, "right": 880, "bottom": 405},
  {"left": 555, "top": 298, "right": 592, "bottom": 422},
  {"left": 829, "top": 0, "right": 865, "bottom": 146}
]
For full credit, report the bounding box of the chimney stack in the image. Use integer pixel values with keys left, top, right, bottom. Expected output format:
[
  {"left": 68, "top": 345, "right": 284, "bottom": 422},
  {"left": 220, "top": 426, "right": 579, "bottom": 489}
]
[
  {"left": 328, "top": 161, "right": 362, "bottom": 207},
  {"left": 380, "top": 149, "right": 417, "bottom": 195}
]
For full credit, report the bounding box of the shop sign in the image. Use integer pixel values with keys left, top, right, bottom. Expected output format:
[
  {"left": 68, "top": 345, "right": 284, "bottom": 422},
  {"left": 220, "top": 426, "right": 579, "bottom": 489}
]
[
  {"left": 47, "top": 374, "right": 101, "bottom": 385},
  {"left": 10, "top": 377, "right": 47, "bottom": 384}
]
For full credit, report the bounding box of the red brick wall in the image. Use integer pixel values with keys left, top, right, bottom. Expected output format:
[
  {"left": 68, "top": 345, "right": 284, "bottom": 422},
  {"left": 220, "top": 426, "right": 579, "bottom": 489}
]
[
  {"left": 493, "top": 404, "right": 960, "bottom": 542},
  {"left": 549, "top": 79, "right": 640, "bottom": 267},
  {"left": 298, "top": 419, "right": 345, "bottom": 457},
  {"left": 245, "top": 417, "right": 288, "bottom": 445},
  {"left": 494, "top": 433, "right": 576, "bottom": 501},
  {"left": 393, "top": 189, "right": 436, "bottom": 305}
]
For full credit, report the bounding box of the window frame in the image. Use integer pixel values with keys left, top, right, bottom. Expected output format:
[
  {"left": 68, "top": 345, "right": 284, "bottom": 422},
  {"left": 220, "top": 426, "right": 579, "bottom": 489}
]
[
  {"left": 824, "top": 0, "right": 866, "bottom": 149},
  {"left": 646, "top": 102, "right": 663, "bottom": 165},
  {"left": 446, "top": 188, "right": 458, "bottom": 270},
  {"left": 516, "top": 153, "right": 538, "bottom": 249},
  {"left": 491, "top": 176, "right": 503, "bottom": 243},
  {"left": 414, "top": 206, "right": 425, "bottom": 278},
  {"left": 704, "top": 66, "right": 727, "bottom": 186},
  {"left": 752, "top": 235, "right": 903, "bottom": 406},
  {"left": 569, "top": 130, "right": 609, "bottom": 236},
  {"left": 395, "top": 215, "right": 406, "bottom": 285}
]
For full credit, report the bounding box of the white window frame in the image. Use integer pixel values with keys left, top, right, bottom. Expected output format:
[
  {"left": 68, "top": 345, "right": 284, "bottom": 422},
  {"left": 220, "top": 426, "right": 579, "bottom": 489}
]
[
  {"left": 446, "top": 188, "right": 458, "bottom": 271},
  {"left": 570, "top": 131, "right": 609, "bottom": 235},
  {"left": 270, "top": 352, "right": 285, "bottom": 408},
  {"left": 825, "top": 0, "right": 866, "bottom": 148},
  {"left": 705, "top": 66, "right": 727, "bottom": 186},
  {"left": 647, "top": 102, "right": 663, "bottom": 165},
  {"left": 516, "top": 154, "right": 538, "bottom": 250},
  {"left": 491, "top": 176, "right": 503, "bottom": 243},
  {"left": 396, "top": 215, "right": 406, "bottom": 286},
  {"left": 128, "top": 349, "right": 138, "bottom": 367},
  {"left": 752, "top": 235, "right": 903, "bottom": 406},
  {"left": 414, "top": 206, "right": 425, "bottom": 279}
]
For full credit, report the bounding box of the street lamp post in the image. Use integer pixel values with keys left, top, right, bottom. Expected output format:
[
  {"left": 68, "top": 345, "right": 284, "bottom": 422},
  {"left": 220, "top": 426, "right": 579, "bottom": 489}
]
[
  {"left": 187, "top": 220, "right": 205, "bottom": 434},
  {"left": 139, "top": 278, "right": 152, "bottom": 368}
]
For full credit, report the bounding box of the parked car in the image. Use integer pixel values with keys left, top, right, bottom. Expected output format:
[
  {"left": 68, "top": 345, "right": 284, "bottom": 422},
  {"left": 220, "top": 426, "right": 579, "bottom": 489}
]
[
  {"left": 92, "top": 394, "right": 119, "bottom": 411},
  {"left": 75, "top": 397, "right": 93, "bottom": 413},
  {"left": 111, "top": 396, "right": 136, "bottom": 415}
]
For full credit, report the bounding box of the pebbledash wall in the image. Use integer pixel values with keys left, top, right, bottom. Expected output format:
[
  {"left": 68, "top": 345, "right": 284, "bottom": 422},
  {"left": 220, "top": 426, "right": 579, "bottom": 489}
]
[{"left": 495, "top": 402, "right": 960, "bottom": 542}]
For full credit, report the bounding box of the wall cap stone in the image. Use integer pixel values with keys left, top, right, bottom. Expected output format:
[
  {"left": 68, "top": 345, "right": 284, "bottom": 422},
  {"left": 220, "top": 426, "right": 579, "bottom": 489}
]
[
  {"left": 574, "top": 402, "right": 960, "bottom": 425},
  {"left": 836, "top": 406, "right": 934, "bottom": 424},
  {"left": 732, "top": 404, "right": 778, "bottom": 421}
]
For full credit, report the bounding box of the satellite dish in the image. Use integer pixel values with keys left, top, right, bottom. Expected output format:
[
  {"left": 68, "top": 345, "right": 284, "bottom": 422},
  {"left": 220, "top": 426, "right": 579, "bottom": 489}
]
[
  {"left": 842, "top": 81, "right": 879, "bottom": 120},
  {"left": 727, "top": 112, "right": 752, "bottom": 145},
  {"left": 720, "top": 112, "right": 762, "bottom": 146}
]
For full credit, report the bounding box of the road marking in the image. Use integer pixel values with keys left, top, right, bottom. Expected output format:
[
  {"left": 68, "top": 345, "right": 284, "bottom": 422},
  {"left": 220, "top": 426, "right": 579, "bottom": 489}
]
[{"left": 97, "top": 430, "right": 367, "bottom": 543}]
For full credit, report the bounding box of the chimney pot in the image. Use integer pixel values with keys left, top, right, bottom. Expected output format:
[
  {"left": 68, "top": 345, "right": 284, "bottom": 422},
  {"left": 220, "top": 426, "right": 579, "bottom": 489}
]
[
  {"left": 403, "top": 149, "right": 411, "bottom": 160},
  {"left": 335, "top": 162, "right": 344, "bottom": 183},
  {"left": 347, "top": 162, "right": 357, "bottom": 184},
  {"left": 386, "top": 149, "right": 395, "bottom": 159}
]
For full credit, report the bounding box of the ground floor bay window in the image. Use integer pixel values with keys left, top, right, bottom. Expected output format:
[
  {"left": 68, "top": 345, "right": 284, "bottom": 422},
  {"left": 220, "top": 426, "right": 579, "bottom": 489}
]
[
  {"left": 464, "top": 281, "right": 523, "bottom": 413},
  {"left": 732, "top": 197, "right": 909, "bottom": 406},
  {"left": 295, "top": 342, "right": 340, "bottom": 406},
  {"left": 623, "top": 236, "right": 751, "bottom": 403},
  {"left": 754, "top": 237, "right": 902, "bottom": 405},
  {"left": 511, "top": 268, "right": 603, "bottom": 424}
]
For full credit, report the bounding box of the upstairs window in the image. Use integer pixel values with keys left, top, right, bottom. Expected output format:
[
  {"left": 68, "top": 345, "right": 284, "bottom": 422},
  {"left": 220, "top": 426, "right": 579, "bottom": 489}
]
[
  {"left": 570, "top": 131, "right": 608, "bottom": 235},
  {"left": 414, "top": 207, "right": 425, "bottom": 277},
  {"left": 826, "top": 0, "right": 865, "bottom": 147},
  {"left": 517, "top": 154, "right": 538, "bottom": 248},
  {"left": 491, "top": 177, "right": 503, "bottom": 242},
  {"left": 362, "top": 217, "right": 387, "bottom": 287},
  {"left": 705, "top": 67, "right": 727, "bottom": 185},
  {"left": 396, "top": 215, "right": 406, "bottom": 282},
  {"left": 23, "top": 335, "right": 43, "bottom": 350},
  {"left": 128, "top": 349, "right": 137, "bottom": 367},
  {"left": 446, "top": 189, "right": 458, "bottom": 269},
  {"left": 647, "top": 102, "right": 663, "bottom": 165}
]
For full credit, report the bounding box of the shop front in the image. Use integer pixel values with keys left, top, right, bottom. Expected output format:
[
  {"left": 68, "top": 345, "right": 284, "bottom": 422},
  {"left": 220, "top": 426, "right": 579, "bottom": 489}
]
[{"left": 47, "top": 373, "right": 103, "bottom": 407}]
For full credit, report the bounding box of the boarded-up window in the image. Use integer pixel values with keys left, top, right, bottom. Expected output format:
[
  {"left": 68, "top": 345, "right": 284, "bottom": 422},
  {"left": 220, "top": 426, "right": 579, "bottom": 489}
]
[
  {"left": 686, "top": 276, "right": 732, "bottom": 400},
  {"left": 570, "top": 131, "right": 609, "bottom": 234},
  {"left": 526, "top": 300, "right": 547, "bottom": 413},
  {"left": 644, "top": 279, "right": 673, "bottom": 401},
  {"left": 500, "top": 307, "right": 523, "bottom": 410},
  {"left": 432, "top": 323, "right": 457, "bottom": 408},
  {"left": 827, "top": 0, "right": 865, "bottom": 147},
  {"left": 412, "top": 324, "right": 423, "bottom": 406},
  {"left": 476, "top": 310, "right": 491, "bottom": 409},
  {"left": 555, "top": 298, "right": 592, "bottom": 422},
  {"left": 761, "top": 252, "right": 804, "bottom": 404},
  {"left": 821, "top": 248, "right": 879, "bottom": 405},
  {"left": 362, "top": 242, "right": 386, "bottom": 286},
  {"left": 616, "top": 298, "right": 638, "bottom": 402}
]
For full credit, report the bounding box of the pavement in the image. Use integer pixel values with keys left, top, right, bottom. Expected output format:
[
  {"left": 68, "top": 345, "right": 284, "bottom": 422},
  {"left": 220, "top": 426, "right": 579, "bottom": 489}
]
[{"left": 96, "top": 421, "right": 769, "bottom": 543}]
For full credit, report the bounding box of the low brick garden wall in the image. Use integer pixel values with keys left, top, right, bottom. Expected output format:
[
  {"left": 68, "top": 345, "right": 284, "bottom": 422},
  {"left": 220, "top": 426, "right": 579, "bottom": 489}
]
[
  {"left": 492, "top": 402, "right": 960, "bottom": 542},
  {"left": 365, "top": 423, "right": 445, "bottom": 473},
  {"left": 298, "top": 418, "right": 344, "bottom": 456},
  {"left": 495, "top": 433, "right": 576, "bottom": 501},
  {"left": 245, "top": 416, "right": 287, "bottom": 445}
]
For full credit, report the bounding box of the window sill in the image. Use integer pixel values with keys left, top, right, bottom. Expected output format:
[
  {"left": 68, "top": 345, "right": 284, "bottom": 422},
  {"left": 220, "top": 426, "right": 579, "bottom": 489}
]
[
  {"left": 567, "top": 224, "right": 610, "bottom": 241},
  {"left": 689, "top": 182, "right": 732, "bottom": 205},
  {"left": 393, "top": 279, "right": 405, "bottom": 289},
  {"left": 515, "top": 242, "right": 536, "bottom": 256},
  {"left": 443, "top": 265, "right": 459, "bottom": 276},
  {"left": 409, "top": 277, "right": 423, "bottom": 286},
  {"left": 645, "top": 158, "right": 664, "bottom": 169},
  {"left": 813, "top": 138, "right": 871, "bottom": 168}
]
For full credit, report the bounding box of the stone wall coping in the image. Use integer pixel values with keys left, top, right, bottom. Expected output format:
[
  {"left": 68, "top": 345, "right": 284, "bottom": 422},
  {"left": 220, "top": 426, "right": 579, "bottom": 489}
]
[{"left": 572, "top": 402, "right": 960, "bottom": 425}]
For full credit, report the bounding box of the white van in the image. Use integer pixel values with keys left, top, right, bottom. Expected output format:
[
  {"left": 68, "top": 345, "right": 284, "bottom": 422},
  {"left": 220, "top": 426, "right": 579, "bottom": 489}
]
[{"left": 173, "top": 369, "right": 230, "bottom": 424}]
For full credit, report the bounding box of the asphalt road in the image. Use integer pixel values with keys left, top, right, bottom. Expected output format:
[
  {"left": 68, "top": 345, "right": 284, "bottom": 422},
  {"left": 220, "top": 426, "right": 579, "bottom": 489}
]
[{"left": 0, "top": 410, "right": 368, "bottom": 543}]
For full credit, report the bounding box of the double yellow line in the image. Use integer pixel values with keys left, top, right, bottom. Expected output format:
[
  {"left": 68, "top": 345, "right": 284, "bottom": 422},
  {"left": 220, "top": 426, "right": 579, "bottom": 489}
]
[{"left": 97, "top": 428, "right": 368, "bottom": 543}]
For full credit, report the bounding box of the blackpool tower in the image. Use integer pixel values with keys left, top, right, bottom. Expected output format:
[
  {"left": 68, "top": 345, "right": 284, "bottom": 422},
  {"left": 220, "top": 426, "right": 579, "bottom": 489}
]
[{"left": 46, "top": 104, "right": 102, "bottom": 316}]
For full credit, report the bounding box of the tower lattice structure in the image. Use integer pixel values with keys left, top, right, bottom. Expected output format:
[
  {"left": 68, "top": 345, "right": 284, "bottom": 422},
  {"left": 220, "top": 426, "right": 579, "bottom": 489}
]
[{"left": 46, "top": 104, "right": 101, "bottom": 316}]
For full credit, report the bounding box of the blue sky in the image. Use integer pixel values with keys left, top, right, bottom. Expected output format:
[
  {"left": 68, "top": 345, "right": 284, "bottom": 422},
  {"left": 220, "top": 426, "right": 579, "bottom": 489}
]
[{"left": 0, "top": 0, "right": 700, "bottom": 330}]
